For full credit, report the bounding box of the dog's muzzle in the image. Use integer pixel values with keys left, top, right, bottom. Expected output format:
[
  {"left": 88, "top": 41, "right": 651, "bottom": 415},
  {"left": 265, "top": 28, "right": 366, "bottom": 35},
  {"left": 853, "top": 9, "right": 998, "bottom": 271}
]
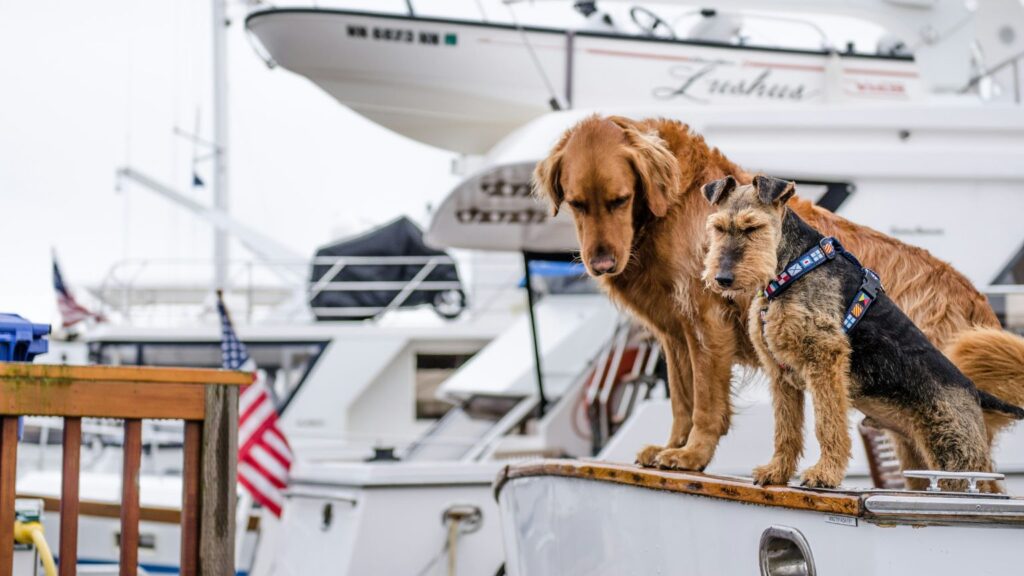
[
  {"left": 715, "top": 271, "right": 734, "bottom": 288},
  {"left": 589, "top": 254, "right": 617, "bottom": 275}
]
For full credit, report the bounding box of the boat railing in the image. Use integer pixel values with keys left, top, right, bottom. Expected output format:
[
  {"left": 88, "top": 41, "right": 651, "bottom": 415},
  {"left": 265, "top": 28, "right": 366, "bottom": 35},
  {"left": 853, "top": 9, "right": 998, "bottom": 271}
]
[
  {"left": 88, "top": 255, "right": 525, "bottom": 326},
  {"left": 20, "top": 417, "right": 186, "bottom": 474},
  {"left": 0, "top": 363, "right": 248, "bottom": 576},
  {"left": 307, "top": 254, "right": 460, "bottom": 319}
]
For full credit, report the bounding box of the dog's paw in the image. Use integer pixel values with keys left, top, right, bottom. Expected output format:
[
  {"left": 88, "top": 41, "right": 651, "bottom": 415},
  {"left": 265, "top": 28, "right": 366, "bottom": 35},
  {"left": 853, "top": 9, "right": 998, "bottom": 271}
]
[
  {"left": 751, "top": 462, "right": 793, "bottom": 486},
  {"left": 635, "top": 445, "right": 664, "bottom": 468},
  {"left": 654, "top": 447, "right": 709, "bottom": 471},
  {"left": 799, "top": 464, "right": 843, "bottom": 489}
]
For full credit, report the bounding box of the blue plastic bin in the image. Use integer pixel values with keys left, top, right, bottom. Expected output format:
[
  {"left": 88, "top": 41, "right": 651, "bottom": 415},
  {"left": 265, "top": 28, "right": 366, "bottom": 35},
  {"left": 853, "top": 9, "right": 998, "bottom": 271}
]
[{"left": 0, "top": 313, "right": 51, "bottom": 439}]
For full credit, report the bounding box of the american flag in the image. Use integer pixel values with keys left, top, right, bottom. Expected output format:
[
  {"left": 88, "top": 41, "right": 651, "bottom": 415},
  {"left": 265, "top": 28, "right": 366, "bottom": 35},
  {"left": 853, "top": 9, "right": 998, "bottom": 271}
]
[
  {"left": 53, "top": 255, "right": 104, "bottom": 328},
  {"left": 217, "top": 293, "right": 293, "bottom": 517}
]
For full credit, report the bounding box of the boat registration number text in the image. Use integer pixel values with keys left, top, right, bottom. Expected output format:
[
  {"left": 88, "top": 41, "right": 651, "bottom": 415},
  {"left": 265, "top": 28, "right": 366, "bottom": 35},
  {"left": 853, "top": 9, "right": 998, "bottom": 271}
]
[{"left": 347, "top": 24, "right": 456, "bottom": 46}]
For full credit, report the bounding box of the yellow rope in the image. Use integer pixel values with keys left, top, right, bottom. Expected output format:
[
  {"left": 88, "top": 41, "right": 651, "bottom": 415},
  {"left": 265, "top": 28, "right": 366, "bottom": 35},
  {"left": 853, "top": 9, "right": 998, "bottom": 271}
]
[{"left": 14, "top": 521, "right": 57, "bottom": 576}]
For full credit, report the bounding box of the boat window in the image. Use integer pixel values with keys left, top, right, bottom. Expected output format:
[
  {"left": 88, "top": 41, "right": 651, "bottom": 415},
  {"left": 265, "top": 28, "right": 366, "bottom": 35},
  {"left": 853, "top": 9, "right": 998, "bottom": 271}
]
[
  {"left": 462, "top": 395, "right": 522, "bottom": 422},
  {"left": 90, "top": 341, "right": 327, "bottom": 411},
  {"left": 988, "top": 243, "right": 1024, "bottom": 332},
  {"left": 993, "top": 244, "right": 1024, "bottom": 286},
  {"left": 415, "top": 353, "right": 475, "bottom": 420},
  {"left": 784, "top": 179, "right": 854, "bottom": 212}
]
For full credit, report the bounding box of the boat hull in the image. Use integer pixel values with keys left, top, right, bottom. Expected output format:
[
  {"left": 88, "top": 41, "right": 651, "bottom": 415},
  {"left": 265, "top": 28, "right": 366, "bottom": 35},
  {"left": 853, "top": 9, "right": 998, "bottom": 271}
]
[
  {"left": 246, "top": 9, "right": 921, "bottom": 154},
  {"left": 498, "top": 463, "right": 1024, "bottom": 576}
]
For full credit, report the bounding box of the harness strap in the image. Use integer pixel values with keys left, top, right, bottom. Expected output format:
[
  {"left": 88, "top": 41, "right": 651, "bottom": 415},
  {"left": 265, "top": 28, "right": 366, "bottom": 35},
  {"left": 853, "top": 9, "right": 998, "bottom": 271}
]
[
  {"left": 760, "top": 236, "right": 884, "bottom": 340},
  {"left": 841, "top": 268, "right": 882, "bottom": 333},
  {"left": 763, "top": 237, "right": 839, "bottom": 300}
]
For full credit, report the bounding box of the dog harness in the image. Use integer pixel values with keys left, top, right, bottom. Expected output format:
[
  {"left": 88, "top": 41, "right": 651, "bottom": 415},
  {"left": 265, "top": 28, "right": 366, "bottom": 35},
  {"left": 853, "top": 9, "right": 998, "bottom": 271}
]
[{"left": 759, "top": 237, "right": 883, "bottom": 335}]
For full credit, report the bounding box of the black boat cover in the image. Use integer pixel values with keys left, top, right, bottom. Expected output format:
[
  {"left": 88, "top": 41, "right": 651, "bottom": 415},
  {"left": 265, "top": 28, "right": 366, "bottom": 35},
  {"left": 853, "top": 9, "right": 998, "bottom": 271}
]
[{"left": 309, "top": 217, "right": 465, "bottom": 321}]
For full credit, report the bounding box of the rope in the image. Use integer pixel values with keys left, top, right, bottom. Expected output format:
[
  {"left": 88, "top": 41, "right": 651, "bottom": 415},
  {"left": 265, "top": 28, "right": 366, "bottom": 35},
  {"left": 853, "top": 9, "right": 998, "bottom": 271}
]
[
  {"left": 504, "top": 3, "right": 563, "bottom": 110},
  {"left": 14, "top": 521, "right": 56, "bottom": 576},
  {"left": 413, "top": 513, "right": 465, "bottom": 576},
  {"left": 447, "top": 515, "right": 461, "bottom": 576}
]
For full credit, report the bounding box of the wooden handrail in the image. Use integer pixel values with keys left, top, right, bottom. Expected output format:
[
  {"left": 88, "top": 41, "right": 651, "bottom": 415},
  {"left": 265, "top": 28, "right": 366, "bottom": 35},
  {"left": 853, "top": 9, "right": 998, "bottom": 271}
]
[
  {"left": 0, "top": 363, "right": 244, "bottom": 576},
  {"left": 0, "top": 364, "right": 252, "bottom": 386},
  {"left": 0, "top": 364, "right": 248, "bottom": 421}
]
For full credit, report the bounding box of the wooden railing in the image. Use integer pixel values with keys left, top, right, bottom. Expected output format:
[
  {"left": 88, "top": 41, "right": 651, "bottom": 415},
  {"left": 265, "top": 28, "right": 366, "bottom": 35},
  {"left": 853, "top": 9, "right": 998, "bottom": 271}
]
[{"left": 0, "top": 364, "right": 250, "bottom": 576}]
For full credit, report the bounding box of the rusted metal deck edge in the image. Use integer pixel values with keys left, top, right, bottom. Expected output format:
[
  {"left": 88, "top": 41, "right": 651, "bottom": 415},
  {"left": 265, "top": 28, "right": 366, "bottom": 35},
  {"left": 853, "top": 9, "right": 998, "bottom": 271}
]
[{"left": 495, "top": 459, "right": 864, "bottom": 517}]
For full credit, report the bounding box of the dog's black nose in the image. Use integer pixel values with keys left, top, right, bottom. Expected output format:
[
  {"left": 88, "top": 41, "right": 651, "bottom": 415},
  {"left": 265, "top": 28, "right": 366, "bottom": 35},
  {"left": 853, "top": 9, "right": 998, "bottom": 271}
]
[{"left": 715, "top": 273, "right": 734, "bottom": 288}]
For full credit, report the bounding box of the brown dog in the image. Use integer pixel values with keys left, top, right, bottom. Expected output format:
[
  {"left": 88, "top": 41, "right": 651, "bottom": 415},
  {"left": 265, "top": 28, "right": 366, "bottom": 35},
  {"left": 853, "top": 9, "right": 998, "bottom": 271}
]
[
  {"left": 533, "top": 114, "right": 1024, "bottom": 479},
  {"left": 701, "top": 175, "right": 1020, "bottom": 490}
]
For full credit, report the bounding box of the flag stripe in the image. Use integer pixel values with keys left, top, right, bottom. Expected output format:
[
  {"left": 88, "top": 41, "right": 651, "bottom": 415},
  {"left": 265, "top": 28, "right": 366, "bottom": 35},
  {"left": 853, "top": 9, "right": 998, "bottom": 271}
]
[
  {"left": 243, "top": 446, "right": 288, "bottom": 488},
  {"left": 219, "top": 293, "right": 292, "bottom": 518},
  {"left": 238, "top": 464, "right": 284, "bottom": 517}
]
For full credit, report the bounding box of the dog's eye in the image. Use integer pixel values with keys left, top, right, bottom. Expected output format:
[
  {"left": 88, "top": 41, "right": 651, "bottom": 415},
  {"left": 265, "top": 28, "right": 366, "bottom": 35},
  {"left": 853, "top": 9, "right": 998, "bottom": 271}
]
[
  {"left": 742, "top": 225, "right": 762, "bottom": 235},
  {"left": 712, "top": 223, "right": 727, "bottom": 233},
  {"left": 607, "top": 196, "right": 629, "bottom": 210},
  {"left": 568, "top": 200, "right": 587, "bottom": 214}
]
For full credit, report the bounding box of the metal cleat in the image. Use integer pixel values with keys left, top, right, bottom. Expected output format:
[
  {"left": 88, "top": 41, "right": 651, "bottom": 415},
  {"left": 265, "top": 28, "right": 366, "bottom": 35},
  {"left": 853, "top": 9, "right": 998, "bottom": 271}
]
[{"left": 903, "top": 470, "right": 1005, "bottom": 494}]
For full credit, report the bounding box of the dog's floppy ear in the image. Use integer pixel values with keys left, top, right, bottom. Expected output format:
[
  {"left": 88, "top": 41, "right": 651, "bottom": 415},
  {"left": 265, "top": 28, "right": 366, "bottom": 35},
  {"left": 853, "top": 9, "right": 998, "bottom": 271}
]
[
  {"left": 753, "top": 175, "right": 796, "bottom": 206},
  {"left": 701, "top": 176, "right": 737, "bottom": 205},
  {"left": 533, "top": 131, "right": 572, "bottom": 216},
  {"left": 616, "top": 122, "right": 680, "bottom": 218}
]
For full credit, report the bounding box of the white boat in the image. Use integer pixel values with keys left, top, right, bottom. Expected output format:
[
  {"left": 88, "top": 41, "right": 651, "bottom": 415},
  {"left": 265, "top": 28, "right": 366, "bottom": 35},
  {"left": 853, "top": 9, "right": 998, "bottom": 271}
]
[
  {"left": 248, "top": 2, "right": 1024, "bottom": 575},
  {"left": 245, "top": 0, "right": 1022, "bottom": 155},
  {"left": 426, "top": 104, "right": 1024, "bottom": 288},
  {"left": 497, "top": 461, "right": 1024, "bottom": 576}
]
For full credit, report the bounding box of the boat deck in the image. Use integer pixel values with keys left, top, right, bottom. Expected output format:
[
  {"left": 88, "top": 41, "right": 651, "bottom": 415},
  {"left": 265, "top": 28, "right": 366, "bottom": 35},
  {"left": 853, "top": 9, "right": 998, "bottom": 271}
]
[{"left": 496, "top": 460, "right": 1024, "bottom": 526}]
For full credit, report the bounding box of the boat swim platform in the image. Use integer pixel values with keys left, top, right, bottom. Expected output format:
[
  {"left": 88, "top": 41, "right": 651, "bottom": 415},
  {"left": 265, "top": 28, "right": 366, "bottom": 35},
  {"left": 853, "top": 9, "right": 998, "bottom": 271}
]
[{"left": 495, "top": 459, "right": 1024, "bottom": 527}]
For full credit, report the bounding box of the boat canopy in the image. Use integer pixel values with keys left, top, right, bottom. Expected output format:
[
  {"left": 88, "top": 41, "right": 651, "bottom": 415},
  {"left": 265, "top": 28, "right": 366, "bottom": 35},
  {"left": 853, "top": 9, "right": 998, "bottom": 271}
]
[{"left": 311, "top": 216, "right": 465, "bottom": 320}]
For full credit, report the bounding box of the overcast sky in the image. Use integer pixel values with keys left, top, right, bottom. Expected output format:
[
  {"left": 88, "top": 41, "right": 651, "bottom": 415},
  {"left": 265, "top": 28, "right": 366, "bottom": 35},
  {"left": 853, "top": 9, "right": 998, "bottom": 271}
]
[
  {"left": 0, "top": 1, "right": 886, "bottom": 327},
  {"left": 0, "top": 0, "right": 463, "bottom": 326}
]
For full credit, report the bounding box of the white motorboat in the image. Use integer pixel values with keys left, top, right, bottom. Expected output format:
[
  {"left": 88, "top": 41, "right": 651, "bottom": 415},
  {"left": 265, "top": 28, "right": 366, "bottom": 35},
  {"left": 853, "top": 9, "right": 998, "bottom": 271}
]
[
  {"left": 426, "top": 104, "right": 1024, "bottom": 289},
  {"left": 497, "top": 461, "right": 1024, "bottom": 576},
  {"left": 251, "top": 2, "right": 1024, "bottom": 575},
  {"left": 245, "top": 0, "right": 1022, "bottom": 155},
  {"left": 245, "top": 4, "right": 925, "bottom": 155}
]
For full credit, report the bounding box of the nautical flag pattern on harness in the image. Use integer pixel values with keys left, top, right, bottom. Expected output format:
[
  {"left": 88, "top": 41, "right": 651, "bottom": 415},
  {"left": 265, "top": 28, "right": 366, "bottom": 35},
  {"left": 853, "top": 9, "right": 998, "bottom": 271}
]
[
  {"left": 842, "top": 290, "right": 874, "bottom": 333},
  {"left": 218, "top": 293, "right": 293, "bottom": 517},
  {"left": 764, "top": 238, "right": 838, "bottom": 301},
  {"left": 762, "top": 237, "right": 882, "bottom": 334}
]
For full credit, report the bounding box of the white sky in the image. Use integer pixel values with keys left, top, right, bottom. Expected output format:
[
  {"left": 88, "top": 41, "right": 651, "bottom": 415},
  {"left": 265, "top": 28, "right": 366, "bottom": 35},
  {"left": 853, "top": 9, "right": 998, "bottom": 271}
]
[
  {"left": 0, "top": 0, "right": 886, "bottom": 327},
  {"left": 0, "top": 0, "right": 460, "bottom": 326}
]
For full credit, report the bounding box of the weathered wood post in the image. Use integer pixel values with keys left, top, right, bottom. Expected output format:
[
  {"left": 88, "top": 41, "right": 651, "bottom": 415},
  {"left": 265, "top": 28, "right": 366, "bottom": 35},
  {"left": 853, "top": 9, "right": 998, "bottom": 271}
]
[{"left": 199, "top": 382, "right": 239, "bottom": 575}]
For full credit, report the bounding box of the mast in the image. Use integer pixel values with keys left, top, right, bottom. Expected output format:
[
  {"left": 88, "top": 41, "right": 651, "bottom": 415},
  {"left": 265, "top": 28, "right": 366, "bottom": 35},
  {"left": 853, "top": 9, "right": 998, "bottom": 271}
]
[{"left": 211, "top": 0, "right": 230, "bottom": 291}]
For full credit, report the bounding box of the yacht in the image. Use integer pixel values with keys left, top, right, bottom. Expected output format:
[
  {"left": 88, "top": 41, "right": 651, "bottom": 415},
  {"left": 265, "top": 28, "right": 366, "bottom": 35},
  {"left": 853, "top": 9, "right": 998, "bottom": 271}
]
[{"left": 241, "top": 1, "right": 1024, "bottom": 574}]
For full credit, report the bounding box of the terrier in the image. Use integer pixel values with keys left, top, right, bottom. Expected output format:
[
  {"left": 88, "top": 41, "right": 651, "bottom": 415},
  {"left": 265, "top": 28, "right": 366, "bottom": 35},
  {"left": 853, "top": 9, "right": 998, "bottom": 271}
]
[{"left": 699, "top": 174, "right": 1024, "bottom": 489}]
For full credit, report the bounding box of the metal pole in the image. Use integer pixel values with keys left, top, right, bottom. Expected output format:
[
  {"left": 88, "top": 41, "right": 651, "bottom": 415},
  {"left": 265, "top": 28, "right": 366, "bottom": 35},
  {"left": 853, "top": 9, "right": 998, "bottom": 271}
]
[
  {"left": 522, "top": 254, "right": 548, "bottom": 416},
  {"left": 212, "top": 0, "right": 230, "bottom": 291},
  {"left": 564, "top": 31, "right": 575, "bottom": 109}
]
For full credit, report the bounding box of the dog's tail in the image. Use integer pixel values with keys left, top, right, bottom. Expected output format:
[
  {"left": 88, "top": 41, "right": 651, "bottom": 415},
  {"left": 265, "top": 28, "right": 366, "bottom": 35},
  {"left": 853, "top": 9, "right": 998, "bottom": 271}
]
[
  {"left": 946, "top": 327, "right": 1024, "bottom": 436},
  {"left": 978, "top": 391, "right": 1024, "bottom": 419}
]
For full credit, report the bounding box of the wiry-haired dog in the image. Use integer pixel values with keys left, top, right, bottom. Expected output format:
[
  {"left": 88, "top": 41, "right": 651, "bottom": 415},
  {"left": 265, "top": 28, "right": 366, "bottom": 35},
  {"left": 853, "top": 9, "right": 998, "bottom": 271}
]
[{"left": 700, "top": 175, "right": 1024, "bottom": 489}]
